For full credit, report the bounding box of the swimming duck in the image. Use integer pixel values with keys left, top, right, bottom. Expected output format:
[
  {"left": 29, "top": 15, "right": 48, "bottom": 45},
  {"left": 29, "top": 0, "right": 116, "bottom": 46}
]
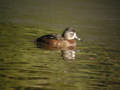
[{"left": 36, "top": 27, "right": 80, "bottom": 50}]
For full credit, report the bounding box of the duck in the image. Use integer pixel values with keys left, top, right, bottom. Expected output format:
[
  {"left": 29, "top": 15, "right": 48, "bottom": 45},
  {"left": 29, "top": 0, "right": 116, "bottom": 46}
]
[{"left": 36, "top": 27, "right": 80, "bottom": 50}]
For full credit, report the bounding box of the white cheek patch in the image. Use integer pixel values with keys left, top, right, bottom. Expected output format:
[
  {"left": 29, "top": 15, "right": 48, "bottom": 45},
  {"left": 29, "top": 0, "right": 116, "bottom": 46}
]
[
  {"left": 69, "top": 32, "right": 76, "bottom": 39},
  {"left": 73, "top": 33, "right": 77, "bottom": 38},
  {"left": 66, "top": 32, "right": 81, "bottom": 40}
]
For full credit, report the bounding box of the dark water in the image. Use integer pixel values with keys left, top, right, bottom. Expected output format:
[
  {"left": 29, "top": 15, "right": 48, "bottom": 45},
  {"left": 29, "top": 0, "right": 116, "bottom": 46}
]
[{"left": 0, "top": 0, "right": 120, "bottom": 90}]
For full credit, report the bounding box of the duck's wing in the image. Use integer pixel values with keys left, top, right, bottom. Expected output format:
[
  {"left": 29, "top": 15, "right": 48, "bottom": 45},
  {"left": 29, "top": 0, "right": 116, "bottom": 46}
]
[
  {"left": 36, "top": 34, "right": 59, "bottom": 44},
  {"left": 40, "top": 34, "right": 62, "bottom": 40},
  {"left": 41, "top": 34, "right": 58, "bottom": 39},
  {"left": 36, "top": 34, "right": 59, "bottom": 48}
]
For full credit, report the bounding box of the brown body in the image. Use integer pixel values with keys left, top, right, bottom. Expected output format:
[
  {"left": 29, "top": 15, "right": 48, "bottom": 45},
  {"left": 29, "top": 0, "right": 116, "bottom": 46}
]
[{"left": 37, "top": 37, "right": 76, "bottom": 50}]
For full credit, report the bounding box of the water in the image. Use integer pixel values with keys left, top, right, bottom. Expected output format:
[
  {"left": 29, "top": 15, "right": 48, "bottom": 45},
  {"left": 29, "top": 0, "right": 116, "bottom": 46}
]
[{"left": 0, "top": 0, "right": 120, "bottom": 90}]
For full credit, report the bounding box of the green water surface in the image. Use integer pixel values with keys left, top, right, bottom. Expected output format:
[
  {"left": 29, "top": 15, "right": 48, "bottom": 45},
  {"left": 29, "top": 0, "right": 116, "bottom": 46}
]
[{"left": 0, "top": 0, "right": 120, "bottom": 90}]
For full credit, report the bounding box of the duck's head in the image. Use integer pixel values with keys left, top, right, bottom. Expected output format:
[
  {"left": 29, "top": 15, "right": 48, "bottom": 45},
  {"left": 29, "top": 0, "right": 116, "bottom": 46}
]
[{"left": 62, "top": 27, "right": 81, "bottom": 40}]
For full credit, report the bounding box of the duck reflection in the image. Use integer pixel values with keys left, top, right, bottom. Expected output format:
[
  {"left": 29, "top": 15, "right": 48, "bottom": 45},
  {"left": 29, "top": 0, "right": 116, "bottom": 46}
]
[
  {"left": 62, "top": 49, "right": 76, "bottom": 60},
  {"left": 36, "top": 27, "right": 81, "bottom": 59}
]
